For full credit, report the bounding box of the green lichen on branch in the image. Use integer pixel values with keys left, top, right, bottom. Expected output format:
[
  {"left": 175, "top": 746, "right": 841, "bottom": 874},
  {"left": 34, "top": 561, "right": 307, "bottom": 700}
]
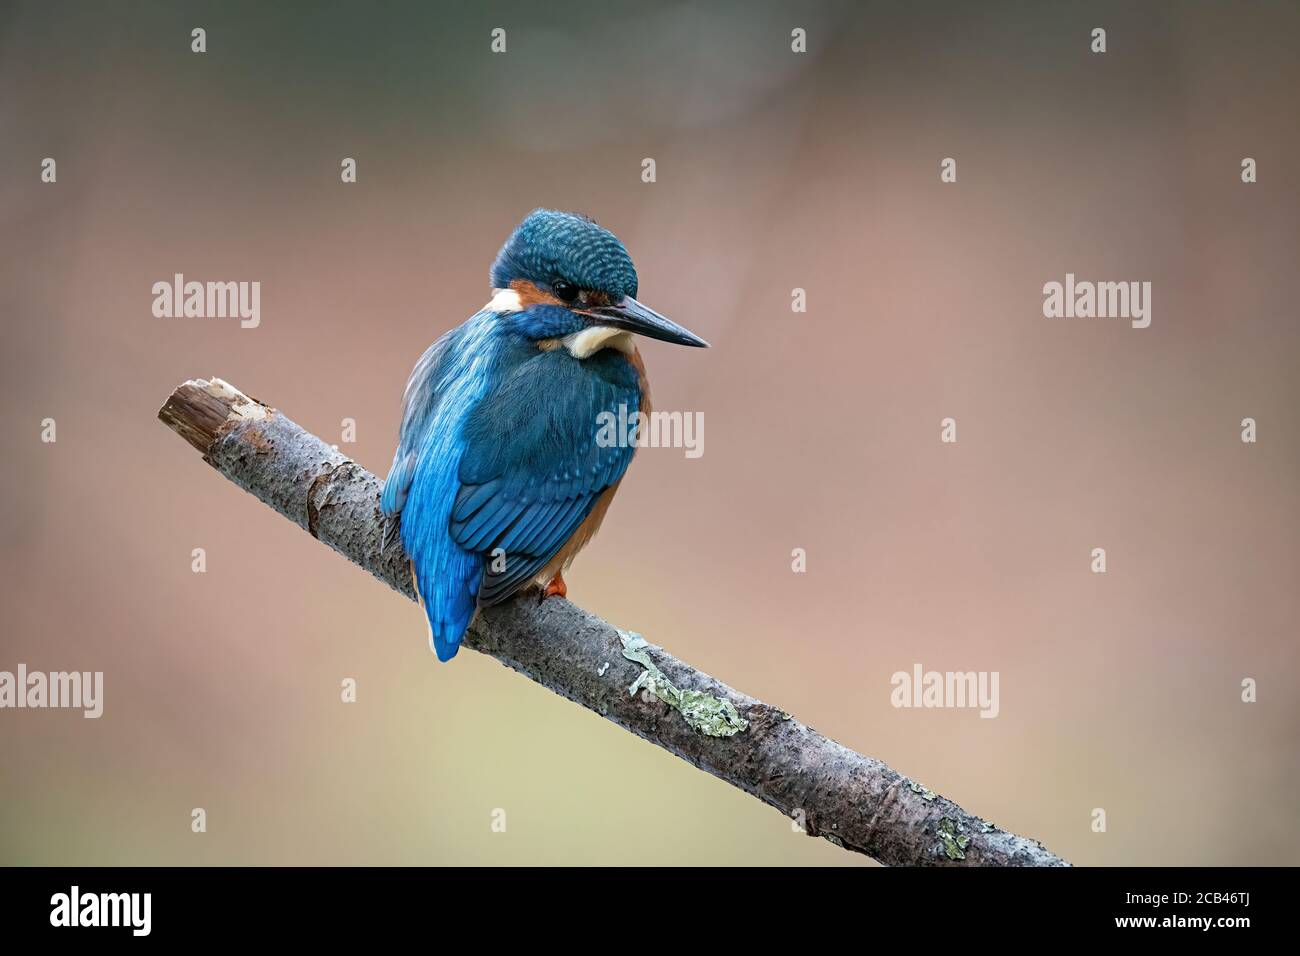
[
  {"left": 618, "top": 630, "right": 748, "bottom": 738},
  {"left": 938, "top": 818, "right": 971, "bottom": 861},
  {"left": 907, "top": 780, "right": 938, "bottom": 802}
]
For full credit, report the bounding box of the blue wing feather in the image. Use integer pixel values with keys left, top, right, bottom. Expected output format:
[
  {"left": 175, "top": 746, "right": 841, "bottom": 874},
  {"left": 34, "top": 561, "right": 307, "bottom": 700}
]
[
  {"left": 380, "top": 329, "right": 457, "bottom": 517},
  {"left": 381, "top": 313, "right": 506, "bottom": 660},
  {"left": 451, "top": 347, "right": 640, "bottom": 609}
]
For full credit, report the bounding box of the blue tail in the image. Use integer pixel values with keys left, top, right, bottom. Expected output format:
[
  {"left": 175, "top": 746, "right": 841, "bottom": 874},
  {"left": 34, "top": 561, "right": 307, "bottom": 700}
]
[{"left": 412, "top": 543, "right": 481, "bottom": 662}]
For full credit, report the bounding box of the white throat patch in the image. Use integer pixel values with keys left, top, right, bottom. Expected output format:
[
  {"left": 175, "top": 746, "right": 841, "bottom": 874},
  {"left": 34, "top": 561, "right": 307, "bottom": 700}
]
[{"left": 562, "top": 325, "right": 635, "bottom": 359}]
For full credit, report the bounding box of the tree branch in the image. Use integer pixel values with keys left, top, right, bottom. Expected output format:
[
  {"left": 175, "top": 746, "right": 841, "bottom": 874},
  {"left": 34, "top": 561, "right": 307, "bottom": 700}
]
[{"left": 158, "top": 377, "right": 1069, "bottom": 867}]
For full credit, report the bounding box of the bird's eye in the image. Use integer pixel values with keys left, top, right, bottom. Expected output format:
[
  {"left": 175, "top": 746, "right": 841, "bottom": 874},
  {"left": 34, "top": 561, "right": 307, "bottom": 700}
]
[{"left": 552, "top": 279, "right": 579, "bottom": 303}]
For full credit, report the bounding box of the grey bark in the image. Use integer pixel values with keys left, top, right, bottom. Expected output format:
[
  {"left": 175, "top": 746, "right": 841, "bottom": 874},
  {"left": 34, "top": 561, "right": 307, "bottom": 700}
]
[{"left": 158, "top": 377, "right": 1069, "bottom": 867}]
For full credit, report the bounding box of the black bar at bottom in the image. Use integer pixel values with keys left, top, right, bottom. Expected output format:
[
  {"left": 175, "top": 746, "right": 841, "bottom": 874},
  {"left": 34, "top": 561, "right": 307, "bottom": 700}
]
[{"left": 0, "top": 865, "right": 1274, "bottom": 941}]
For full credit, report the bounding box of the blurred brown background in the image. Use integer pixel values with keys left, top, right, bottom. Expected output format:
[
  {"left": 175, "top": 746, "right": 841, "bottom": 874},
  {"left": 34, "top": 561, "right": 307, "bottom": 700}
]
[{"left": 2, "top": 0, "right": 1297, "bottom": 865}]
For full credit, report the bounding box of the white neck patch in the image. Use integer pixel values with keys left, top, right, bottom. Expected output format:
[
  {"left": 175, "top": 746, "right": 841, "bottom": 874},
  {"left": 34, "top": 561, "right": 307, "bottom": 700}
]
[
  {"left": 562, "top": 325, "right": 635, "bottom": 359},
  {"left": 485, "top": 287, "right": 523, "bottom": 313}
]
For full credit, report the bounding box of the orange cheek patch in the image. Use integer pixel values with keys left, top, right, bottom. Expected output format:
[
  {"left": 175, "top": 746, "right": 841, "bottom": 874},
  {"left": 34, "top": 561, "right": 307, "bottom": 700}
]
[{"left": 510, "top": 279, "right": 564, "bottom": 309}]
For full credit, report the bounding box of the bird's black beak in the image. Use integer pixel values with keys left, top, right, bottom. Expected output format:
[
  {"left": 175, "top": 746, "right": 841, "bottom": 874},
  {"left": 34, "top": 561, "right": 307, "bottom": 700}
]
[{"left": 584, "top": 296, "right": 710, "bottom": 348}]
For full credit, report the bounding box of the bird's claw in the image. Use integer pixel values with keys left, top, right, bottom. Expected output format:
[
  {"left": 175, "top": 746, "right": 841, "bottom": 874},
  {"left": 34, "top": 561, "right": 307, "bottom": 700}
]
[{"left": 540, "top": 571, "right": 567, "bottom": 602}]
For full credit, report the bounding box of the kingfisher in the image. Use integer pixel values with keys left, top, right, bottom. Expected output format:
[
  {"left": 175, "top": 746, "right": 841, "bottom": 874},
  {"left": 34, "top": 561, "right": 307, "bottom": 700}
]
[{"left": 380, "top": 209, "right": 709, "bottom": 661}]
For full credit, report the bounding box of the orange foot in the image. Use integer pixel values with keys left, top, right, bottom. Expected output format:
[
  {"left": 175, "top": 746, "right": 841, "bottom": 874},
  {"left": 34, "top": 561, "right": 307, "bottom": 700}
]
[{"left": 542, "top": 571, "right": 567, "bottom": 600}]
